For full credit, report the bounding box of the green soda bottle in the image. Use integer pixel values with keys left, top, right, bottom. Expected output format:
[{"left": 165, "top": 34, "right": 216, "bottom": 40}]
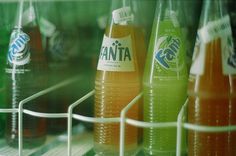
[{"left": 143, "top": 0, "right": 188, "bottom": 155}]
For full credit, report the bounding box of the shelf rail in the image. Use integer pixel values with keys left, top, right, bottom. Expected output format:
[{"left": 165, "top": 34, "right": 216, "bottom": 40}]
[
  {"left": 0, "top": 75, "right": 87, "bottom": 156},
  {"left": 1, "top": 79, "right": 236, "bottom": 156}
]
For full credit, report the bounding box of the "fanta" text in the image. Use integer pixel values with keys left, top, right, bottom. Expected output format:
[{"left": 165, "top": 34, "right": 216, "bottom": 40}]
[{"left": 100, "top": 40, "right": 131, "bottom": 61}]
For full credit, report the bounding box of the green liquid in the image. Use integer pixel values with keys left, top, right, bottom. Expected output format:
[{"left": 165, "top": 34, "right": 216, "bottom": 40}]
[
  {"left": 143, "top": 18, "right": 188, "bottom": 155},
  {"left": 143, "top": 80, "right": 187, "bottom": 155}
]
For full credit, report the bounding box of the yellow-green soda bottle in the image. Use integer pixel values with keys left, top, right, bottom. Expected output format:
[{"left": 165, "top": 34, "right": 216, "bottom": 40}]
[{"left": 143, "top": 0, "right": 188, "bottom": 155}]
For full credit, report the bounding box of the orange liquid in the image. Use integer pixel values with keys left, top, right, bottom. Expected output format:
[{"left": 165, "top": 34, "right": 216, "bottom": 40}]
[
  {"left": 94, "top": 24, "right": 142, "bottom": 155},
  {"left": 188, "top": 38, "right": 236, "bottom": 155}
]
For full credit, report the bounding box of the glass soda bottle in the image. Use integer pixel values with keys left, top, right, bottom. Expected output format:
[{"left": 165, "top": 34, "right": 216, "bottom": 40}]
[
  {"left": 5, "top": 0, "right": 48, "bottom": 148},
  {"left": 188, "top": 0, "right": 236, "bottom": 155},
  {"left": 143, "top": 0, "right": 188, "bottom": 155},
  {"left": 39, "top": 1, "right": 70, "bottom": 134},
  {"left": 94, "top": 0, "right": 143, "bottom": 155}
]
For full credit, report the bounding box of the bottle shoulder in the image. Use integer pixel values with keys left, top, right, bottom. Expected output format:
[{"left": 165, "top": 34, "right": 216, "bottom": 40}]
[{"left": 188, "top": 74, "right": 236, "bottom": 97}]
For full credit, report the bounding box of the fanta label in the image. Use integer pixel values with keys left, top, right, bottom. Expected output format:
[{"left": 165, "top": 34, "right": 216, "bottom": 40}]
[
  {"left": 97, "top": 35, "right": 134, "bottom": 71},
  {"left": 7, "top": 29, "right": 30, "bottom": 66},
  {"left": 155, "top": 36, "right": 181, "bottom": 69}
]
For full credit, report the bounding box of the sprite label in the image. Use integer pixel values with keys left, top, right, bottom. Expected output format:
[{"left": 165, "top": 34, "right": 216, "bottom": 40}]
[{"left": 153, "top": 19, "right": 186, "bottom": 77}]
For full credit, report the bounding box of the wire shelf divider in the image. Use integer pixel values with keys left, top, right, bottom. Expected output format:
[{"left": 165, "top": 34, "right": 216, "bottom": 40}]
[
  {"left": 18, "top": 76, "right": 81, "bottom": 156},
  {"left": 0, "top": 78, "right": 236, "bottom": 156}
]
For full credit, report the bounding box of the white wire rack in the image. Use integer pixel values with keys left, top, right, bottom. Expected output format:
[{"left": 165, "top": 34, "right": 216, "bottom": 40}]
[{"left": 1, "top": 77, "right": 236, "bottom": 156}]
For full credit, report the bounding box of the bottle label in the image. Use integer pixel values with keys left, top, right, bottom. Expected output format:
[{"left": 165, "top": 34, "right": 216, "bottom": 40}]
[
  {"left": 221, "top": 35, "right": 236, "bottom": 74},
  {"left": 22, "top": 5, "right": 36, "bottom": 26},
  {"left": 7, "top": 29, "right": 30, "bottom": 66},
  {"left": 49, "top": 31, "right": 68, "bottom": 62},
  {"left": 97, "top": 35, "right": 134, "bottom": 72},
  {"left": 190, "top": 35, "right": 206, "bottom": 75},
  {"left": 192, "top": 15, "right": 236, "bottom": 75},
  {"left": 112, "top": 7, "right": 134, "bottom": 25},
  {"left": 153, "top": 20, "right": 186, "bottom": 77},
  {"left": 198, "top": 15, "right": 232, "bottom": 43},
  {"left": 39, "top": 17, "right": 56, "bottom": 37}
]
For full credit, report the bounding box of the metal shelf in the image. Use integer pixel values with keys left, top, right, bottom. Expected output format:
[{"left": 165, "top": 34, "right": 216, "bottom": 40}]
[{"left": 0, "top": 76, "right": 236, "bottom": 156}]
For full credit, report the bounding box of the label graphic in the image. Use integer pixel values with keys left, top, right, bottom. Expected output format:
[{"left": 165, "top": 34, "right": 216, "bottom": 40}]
[
  {"left": 97, "top": 35, "right": 134, "bottom": 71},
  {"left": 49, "top": 31, "right": 67, "bottom": 61},
  {"left": 8, "top": 30, "right": 30, "bottom": 66},
  {"left": 221, "top": 35, "right": 236, "bottom": 74},
  {"left": 155, "top": 36, "right": 183, "bottom": 72},
  {"left": 194, "top": 15, "right": 236, "bottom": 75},
  {"left": 198, "top": 15, "right": 232, "bottom": 43},
  {"left": 112, "top": 7, "right": 134, "bottom": 25},
  {"left": 39, "top": 18, "right": 56, "bottom": 37}
]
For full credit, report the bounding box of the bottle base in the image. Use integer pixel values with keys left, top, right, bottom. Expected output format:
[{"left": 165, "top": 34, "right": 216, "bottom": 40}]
[
  {"left": 94, "top": 143, "right": 138, "bottom": 156},
  {"left": 5, "top": 135, "right": 46, "bottom": 149},
  {"left": 143, "top": 148, "right": 187, "bottom": 156}
]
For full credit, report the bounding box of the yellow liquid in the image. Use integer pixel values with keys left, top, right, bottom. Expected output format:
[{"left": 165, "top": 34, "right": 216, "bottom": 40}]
[{"left": 94, "top": 24, "right": 143, "bottom": 155}]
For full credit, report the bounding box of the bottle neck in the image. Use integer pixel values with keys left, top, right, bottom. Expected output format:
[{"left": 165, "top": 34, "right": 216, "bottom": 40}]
[
  {"left": 155, "top": 0, "right": 180, "bottom": 23},
  {"left": 110, "top": 0, "right": 131, "bottom": 10},
  {"left": 107, "top": 0, "right": 133, "bottom": 26},
  {"left": 15, "top": 0, "right": 38, "bottom": 29},
  {"left": 201, "top": 0, "right": 228, "bottom": 26}
]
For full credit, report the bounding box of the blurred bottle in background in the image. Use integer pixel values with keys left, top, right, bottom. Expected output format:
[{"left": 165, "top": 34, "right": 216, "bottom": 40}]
[
  {"left": 75, "top": 0, "right": 110, "bottom": 71},
  {"left": 188, "top": 0, "right": 236, "bottom": 155},
  {"left": 228, "top": 0, "right": 236, "bottom": 54},
  {"left": 38, "top": 1, "right": 71, "bottom": 134},
  {"left": 183, "top": 0, "right": 202, "bottom": 72},
  {"left": 143, "top": 0, "right": 188, "bottom": 155},
  {"left": 5, "top": 0, "right": 48, "bottom": 148},
  {"left": 57, "top": 1, "right": 79, "bottom": 66},
  {"left": 94, "top": 0, "right": 143, "bottom": 155},
  {"left": 0, "top": 3, "right": 12, "bottom": 138}
]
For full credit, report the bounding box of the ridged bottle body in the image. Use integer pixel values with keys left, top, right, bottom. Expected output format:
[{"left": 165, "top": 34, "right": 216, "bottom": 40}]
[{"left": 94, "top": 23, "right": 141, "bottom": 155}]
